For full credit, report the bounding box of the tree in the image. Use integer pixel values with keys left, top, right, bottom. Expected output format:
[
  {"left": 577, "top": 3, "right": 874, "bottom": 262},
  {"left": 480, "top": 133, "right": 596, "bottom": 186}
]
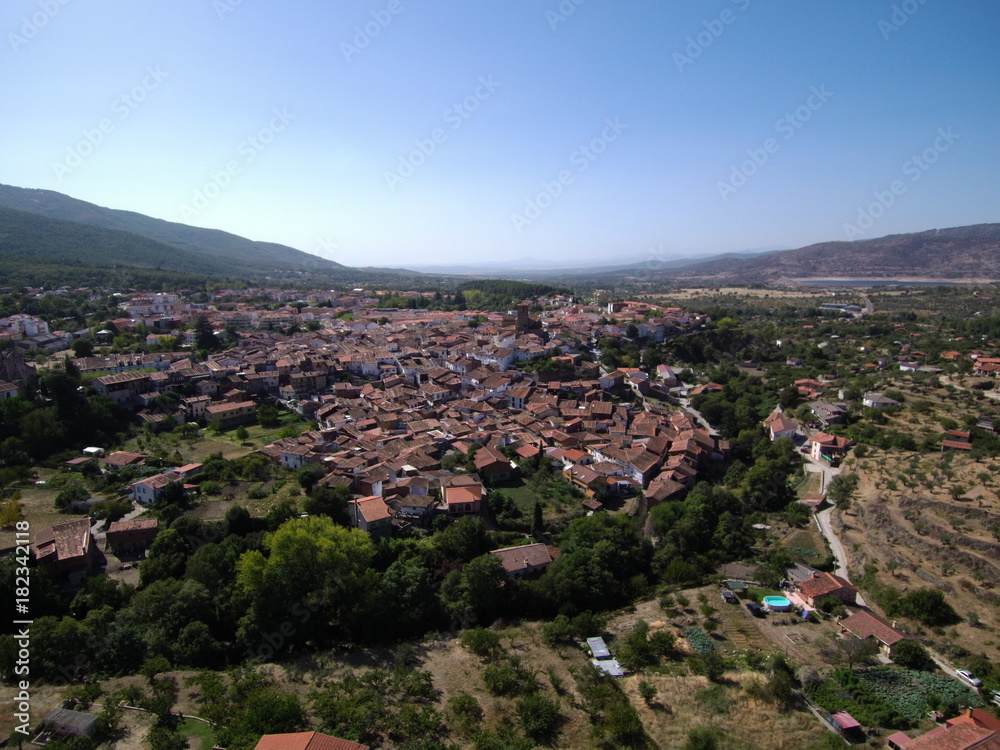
[
  {"left": 897, "top": 588, "right": 959, "bottom": 626},
  {"left": 257, "top": 405, "right": 280, "bottom": 429},
  {"left": 891, "top": 639, "right": 935, "bottom": 671},
  {"left": 439, "top": 554, "right": 507, "bottom": 628},
  {"left": 0, "top": 499, "right": 24, "bottom": 528},
  {"left": 303, "top": 484, "right": 351, "bottom": 526},
  {"left": 516, "top": 693, "right": 562, "bottom": 744},
  {"left": 828, "top": 636, "right": 879, "bottom": 669},
  {"left": 827, "top": 472, "right": 859, "bottom": 511},
  {"left": 234, "top": 425, "right": 249, "bottom": 442},
  {"left": 460, "top": 628, "right": 501, "bottom": 659},
  {"left": 236, "top": 517, "right": 376, "bottom": 647},
  {"left": 638, "top": 680, "right": 657, "bottom": 706},
  {"left": 531, "top": 500, "right": 544, "bottom": 539},
  {"left": 71, "top": 338, "right": 94, "bottom": 358},
  {"left": 194, "top": 314, "right": 217, "bottom": 351}
]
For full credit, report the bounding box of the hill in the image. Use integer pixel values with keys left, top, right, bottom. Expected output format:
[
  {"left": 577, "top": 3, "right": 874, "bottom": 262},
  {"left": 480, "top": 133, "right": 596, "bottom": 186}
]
[
  {"left": 667, "top": 224, "right": 1000, "bottom": 283},
  {"left": 0, "top": 204, "right": 234, "bottom": 288},
  {"left": 0, "top": 184, "right": 342, "bottom": 277}
]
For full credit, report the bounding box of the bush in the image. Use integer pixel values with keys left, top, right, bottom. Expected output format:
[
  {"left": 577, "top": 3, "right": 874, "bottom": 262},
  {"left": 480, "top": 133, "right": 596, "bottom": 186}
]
[
  {"left": 461, "top": 627, "right": 501, "bottom": 659},
  {"left": 516, "top": 693, "right": 562, "bottom": 743},
  {"left": 447, "top": 692, "right": 482, "bottom": 734},
  {"left": 891, "top": 640, "right": 936, "bottom": 671},
  {"left": 482, "top": 659, "right": 536, "bottom": 697}
]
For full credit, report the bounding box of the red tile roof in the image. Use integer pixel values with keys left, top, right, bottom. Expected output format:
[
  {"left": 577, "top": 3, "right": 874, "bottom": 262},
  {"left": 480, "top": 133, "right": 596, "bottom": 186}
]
[
  {"left": 797, "top": 572, "right": 856, "bottom": 600},
  {"left": 254, "top": 731, "right": 369, "bottom": 750},
  {"left": 840, "top": 610, "right": 906, "bottom": 647},
  {"left": 902, "top": 723, "right": 1000, "bottom": 750}
]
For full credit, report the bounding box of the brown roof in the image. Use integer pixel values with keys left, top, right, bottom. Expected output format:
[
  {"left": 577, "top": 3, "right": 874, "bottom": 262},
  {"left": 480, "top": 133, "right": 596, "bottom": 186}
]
[
  {"left": 840, "top": 610, "right": 906, "bottom": 647},
  {"left": 34, "top": 518, "right": 92, "bottom": 563},
  {"left": 254, "top": 732, "right": 369, "bottom": 750},
  {"left": 902, "top": 723, "right": 1000, "bottom": 750},
  {"left": 798, "top": 572, "right": 856, "bottom": 599},
  {"left": 350, "top": 496, "right": 391, "bottom": 524},
  {"left": 490, "top": 543, "right": 554, "bottom": 574},
  {"left": 107, "top": 518, "right": 159, "bottom": 535}
]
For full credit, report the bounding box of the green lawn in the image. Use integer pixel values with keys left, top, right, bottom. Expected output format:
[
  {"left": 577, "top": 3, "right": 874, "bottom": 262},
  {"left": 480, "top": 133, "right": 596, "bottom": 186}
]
[
  {"left": 178, "top": 717, "right": 216, "bottom": 749},
  {"left": 209, "top": 410, "right": 311, "bottom": 447},
  {"left": 492, "top": 478, "right": 545, "bottom": 512}
]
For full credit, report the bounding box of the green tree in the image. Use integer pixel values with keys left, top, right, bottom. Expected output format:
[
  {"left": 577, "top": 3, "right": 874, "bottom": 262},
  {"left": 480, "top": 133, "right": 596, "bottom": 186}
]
[
  {"left": 236, "top": 517, "right": 376, "bottom": 647},
  {"left": 440, "top": 554, "right": 507, "bottom": 628},
  {"left": 531, "top": 500, "right": 544, "bottom": 539},
  {"left": 72, "top": 338, "right": 94, "bottom": 358},
  {"left": 891, "top": 639, "right": 935, "bottom": 671},
  {"left": 516, "top": 693, "right": 562, "bottom": 744}
]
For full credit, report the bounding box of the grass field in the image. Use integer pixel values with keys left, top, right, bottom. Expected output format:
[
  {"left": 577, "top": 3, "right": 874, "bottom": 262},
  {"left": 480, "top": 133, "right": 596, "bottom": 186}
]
[{"left": 178, "top": 717, "right": 216, "bottom": 749}]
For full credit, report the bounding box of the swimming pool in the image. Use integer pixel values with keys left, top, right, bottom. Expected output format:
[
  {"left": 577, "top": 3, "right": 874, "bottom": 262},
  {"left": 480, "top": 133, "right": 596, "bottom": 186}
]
[{"left": 763, "top": 596, "right": 793, "bottom": 611}]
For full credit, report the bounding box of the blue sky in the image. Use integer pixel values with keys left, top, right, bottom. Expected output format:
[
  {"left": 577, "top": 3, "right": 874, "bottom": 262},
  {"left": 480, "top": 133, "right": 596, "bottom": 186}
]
[{"left": 3, "top": 0, "right": 998, "bottom": 269}]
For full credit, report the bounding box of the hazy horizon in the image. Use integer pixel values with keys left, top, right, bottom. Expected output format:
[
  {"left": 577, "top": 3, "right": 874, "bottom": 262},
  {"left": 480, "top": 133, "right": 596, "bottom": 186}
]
[{"left": 4, "top": 2, "right": 998, "bottom": 268}]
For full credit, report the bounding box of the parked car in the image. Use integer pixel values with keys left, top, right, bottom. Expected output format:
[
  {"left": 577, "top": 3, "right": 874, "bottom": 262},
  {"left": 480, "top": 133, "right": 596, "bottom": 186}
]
[
  {"left": 989, "top": 690, "right": 1000, "bottom": 707},
  {"left": 746, "top": 602, "right": 764, "bottom": 617},
  {"left": 956, "top": 670, "right": 982, "bottom": 688},
  {"left": 721, "top": 589, "right": 737, "bottom": 604}
]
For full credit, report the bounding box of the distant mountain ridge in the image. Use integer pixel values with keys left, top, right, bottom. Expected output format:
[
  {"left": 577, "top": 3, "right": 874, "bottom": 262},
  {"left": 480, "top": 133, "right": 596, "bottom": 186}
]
[
  {"left": 0, "top": 184, "right": 343, "bottom": 277},
  {"left": 667, "top": 225, "right": 1000, "bottom": 282}
]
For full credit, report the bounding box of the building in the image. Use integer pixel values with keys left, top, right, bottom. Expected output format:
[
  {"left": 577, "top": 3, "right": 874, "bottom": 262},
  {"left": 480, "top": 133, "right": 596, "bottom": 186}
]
[
  {"left": 863, "top": 392, "right": 901, "bottom": 409},
  {"left": 839, "top": 610, "right": 907, "bottom": 659},
  {"left": 888, "top": 713, "right": 1000, "bottom": 750},
  {"left": 796, "top": 571, "right": 857, "bottom": 607},
  {"left": 106, "top": 518, "right": 159, "bottom": 557},
  {"left": 205, "top": 400, "right": 258, "bottom": 429},
  {"left": 348, "top": 495, "right": 393, "bottom": 538},
  {"left": 490, "top": 542, "right": 556, "bottom": 578},
  {"left": 93, "top": 371, "right": 153, "bottom": 406},
  {"left": 809, "top": 432, "right": 854, "bottom": 464},
  {"left": 254, "top": 731, "right": 370, "bottom": 750},
  {"left": 131, "top": 472, "right": 184, "bottom": 505},
  {"left": 34, "top": 518, "right": 98, "bottom": 588},
  {"left": 763, "top": 409, "right": 798, "bottom": 441},
  {"left": 443, "top": 482, "right": 483, "bottom": 517}
]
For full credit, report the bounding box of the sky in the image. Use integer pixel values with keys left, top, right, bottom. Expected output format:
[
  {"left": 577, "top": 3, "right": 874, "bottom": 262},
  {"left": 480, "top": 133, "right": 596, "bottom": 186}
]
[{"left": 3, "top": 1, "right": 999, "bottom": 270}]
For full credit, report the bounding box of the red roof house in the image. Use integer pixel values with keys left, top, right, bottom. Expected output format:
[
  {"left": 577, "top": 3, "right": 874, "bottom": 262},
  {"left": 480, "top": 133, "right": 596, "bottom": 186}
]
[{"left": 254, "top": 731, "right": 369, "bottom": 750}]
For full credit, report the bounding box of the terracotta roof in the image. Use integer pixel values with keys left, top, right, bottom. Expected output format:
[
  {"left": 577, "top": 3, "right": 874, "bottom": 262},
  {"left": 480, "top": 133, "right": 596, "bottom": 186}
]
[
  {"left": 840, "top": 610, "right": 906, "bottom": 647},
  {"left": 902, "top": 723, "right": 1000, "bottom": 750},
  {"left": 34, "top": 518, "right": 92, "bottom": 563},
  {"left": 107, "top": 518, "right": 159, "bottom": 534},
  {"left": 797, "top": 572, "right": 856, "bottom": 599},
  {"left": 350, "top": 496, "right": 391, "bottom": 524},
  {"left": 254, "top": 731, "right": 369, "bottom": 750},
  {"left": 490, "top": 543, "right": 554, "bottom": 574}
]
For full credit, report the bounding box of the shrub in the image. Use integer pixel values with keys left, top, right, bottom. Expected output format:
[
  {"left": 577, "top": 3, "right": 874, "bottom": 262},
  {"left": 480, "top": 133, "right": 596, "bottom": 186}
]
[
  {"left": 515, "top": 693, "right": 562, "bottom": 743},
  {"left": 482, "top": 659, "right": 536, "bottom": 697},
  {"left": 461, "top": 627, "right": 502, "bottom": 659}
]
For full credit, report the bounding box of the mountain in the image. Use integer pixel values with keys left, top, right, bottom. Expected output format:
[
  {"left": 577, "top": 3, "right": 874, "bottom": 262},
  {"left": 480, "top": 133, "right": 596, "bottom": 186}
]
[
  {"left": 675, "top": 225, "right": 1000, "bottom": 282},
  {"left": 0, "top": 184, "right": 342, "bottom": 277},
  {"left": 405, "top": 248, "right": 786, "bottom": 279}
]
